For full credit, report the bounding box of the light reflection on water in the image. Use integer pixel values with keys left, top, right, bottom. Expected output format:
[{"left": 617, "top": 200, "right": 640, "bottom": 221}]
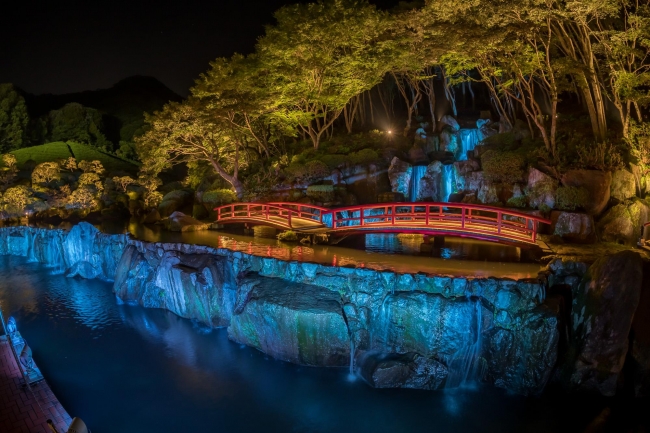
[
  {"left": 126, "top": 223, "right": 541, "bottom": 279},
  {"left": 0, "top": 256, "right": 633, "bottom": 433}
]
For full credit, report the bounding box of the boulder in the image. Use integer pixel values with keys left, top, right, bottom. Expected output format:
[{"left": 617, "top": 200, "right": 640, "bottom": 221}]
[
  {"left": 597, "top": 199, "right": 650, "bottom": 245},
  {"left": 166, "top": 211, "right": 209, "bottom": 232},
  {"left": 630, "top": 263, "right": 650, "bottom": 397},
  {"left": 550, "top": 211, "right": 596, "bottom": 243},
  {"left": 417, "top": 161, "right": 442, "bottom": 201},
  {"left": 158, "top": 190, "right": 193, "bottom": 218},
  {"left": 228, "top": 280, "right": 350, "bottom": 366},
  {"left": 610, "top": 169, "right": 636, "bottom": 203},
  {"left": 561, "top": 170, "right": 612, "bottom": 216},
  {"left": 388, "top": 157, "right": 412, "bottom": 197},
  {"left": 562, "top": 251, "right": 644, "bottom": 396},
  {"left": 142, "top": 209, "right": 161, "bottom": 224},
  {"left": 477, "top": 119, "right": 498, "bottom": 141},
  {"left": 439, "top": 115, "right": 460, "bottom": 131},
  {"left": 408, "top": 145, "right": 429, "bottom": 165},
  {"left": 359, "top": 352, "right": 448, "bottom": 390},
  {"left": 440, "top": 128, "right": 461, "bottom": 160}
]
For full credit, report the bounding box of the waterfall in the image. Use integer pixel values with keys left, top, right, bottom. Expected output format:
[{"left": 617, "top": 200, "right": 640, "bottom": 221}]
[
  {"left": 441, "top": 164, "right": 454, "bottom": 202},
  {"left": 409, "top": 165, "right": 428, "bottom": 202},
  {"left": 444, "top": 299, "right": 484, "bottom": 388},
  {"left": 459, "top": 129, "right": 480, "bottom": 161},
  {"left": 348, "top": 338, "right": 356, "bottom": 381},
  {"left": 26, "top": 230, "right": 37, "bottom": 263}
]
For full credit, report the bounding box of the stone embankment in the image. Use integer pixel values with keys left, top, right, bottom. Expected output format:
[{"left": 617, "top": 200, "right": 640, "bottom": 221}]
[{"left": 0, "top": 223, "right": 646, "bottom": 397}]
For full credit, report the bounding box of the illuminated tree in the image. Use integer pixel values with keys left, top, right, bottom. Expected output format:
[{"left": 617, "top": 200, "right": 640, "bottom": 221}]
[
  {"left": 0, "top": 84, "right": 29, "bottom": 152},
  {"left": 66, "top": 187, "right": 98, "bottom": 210},
  {"left": 2, "top": 185, "right": 34, "bottom": 212},
  {"left": 256, "top": 0, "right": 392, "bottom": 149},
  {"left": 32, "top": 161, "right": 61, "bottom": 185},
  {"left": 112, "top": 175, "right": 136, "bottom": 192},
  {"left": 136, "top": 100, "right": 246, "bottom": 198},
  {"left": 62, "top": 157, "right": 77, "bottom": 172},
  {"left": 78, "top": 160, "right": 105, "bottom": 175}
]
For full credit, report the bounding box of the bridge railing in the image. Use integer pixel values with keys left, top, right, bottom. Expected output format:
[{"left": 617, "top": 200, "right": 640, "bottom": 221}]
[
  {"left": 323, "top": 203, "right": 551, "bottom": 243},
  {"left": 216, "top": 202, "right": 330, "bottom": 228}
]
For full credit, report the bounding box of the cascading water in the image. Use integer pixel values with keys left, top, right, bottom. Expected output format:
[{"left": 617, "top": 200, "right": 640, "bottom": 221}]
[
  {"left": 444, "top": 299, "right": 484, "bottom": 388},
  {"left": 441, "top": 164, "right": 454, "bottom": 202},
  {"left": 409, "top": 165, "right": 428, "bottom": 202},
  {"left": 459, "top": 129, "right": 480, "bottom": 161}
]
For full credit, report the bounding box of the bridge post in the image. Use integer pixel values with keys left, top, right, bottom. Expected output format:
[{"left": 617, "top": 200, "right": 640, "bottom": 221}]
[
  {"left": 359, "top": 207, "right": 364, "bottom": 226},
  {"left": 497, "top": 212, "right": 502, "bottom": 234},
  {"left": 392, "top": 205, "right": 395, "bottom": 225},
  {"left": 288, "top": 211, "right": 292, "bottom": 228},
  {"left": 432, "top": 236, "right": 445, "bottom": 248}
]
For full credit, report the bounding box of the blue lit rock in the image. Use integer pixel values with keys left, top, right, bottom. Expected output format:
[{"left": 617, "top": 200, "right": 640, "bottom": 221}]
[
  {"left": 388, "top": 157, "right": 412, "bottom": 197},
  {"left": 359, "top": 352, "right": 448, "bottom": 390},
  {"left": 562, "top": 250, "right": 644, "bottom": 396},
  {"left": 228, "top": 279, "right": 350, "bottom": 366}
]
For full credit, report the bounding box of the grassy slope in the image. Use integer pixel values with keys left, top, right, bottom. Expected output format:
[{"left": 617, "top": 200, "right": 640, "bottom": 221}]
[{"left": 11, "top": 142, "right": 139, "bottom": 174}]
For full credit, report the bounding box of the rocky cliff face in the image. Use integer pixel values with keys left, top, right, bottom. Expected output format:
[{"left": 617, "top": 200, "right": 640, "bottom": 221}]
[{"left": 0, "top": 223, "right": 565, "bottom": 395}]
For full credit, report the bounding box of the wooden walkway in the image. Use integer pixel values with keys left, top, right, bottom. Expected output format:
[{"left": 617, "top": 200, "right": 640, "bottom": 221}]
[{"left": 0, "top": 336, "right": 71, "bottom": 433}]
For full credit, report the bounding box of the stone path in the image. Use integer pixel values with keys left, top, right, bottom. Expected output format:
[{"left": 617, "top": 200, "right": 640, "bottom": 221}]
[{"left": 0, "top": 336, "right": 71, "bottom": 433}]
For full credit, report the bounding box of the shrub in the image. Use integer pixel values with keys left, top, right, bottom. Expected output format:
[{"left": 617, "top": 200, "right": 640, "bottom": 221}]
[
  {"left": 555, "top": 186, "right": 589, "bottom": 211},
  {"left": 2, "top": 185, "right": 34, "bottom": 213},
  {"left": 349, "top": 149, "right": 379, "bottom": 166},
  {"left": 32, "top": 161, "right": 61, "bottom": 185},
  {"left": 506, "top": 196, "right": 528, "bottom": 208},
  {"left": 306, "top": 184, "right": 335, "bottom": 202},
  {"left": 66, "top": 186, "right": 98, "bottom": 210},
  {"left": 284, "top": 160, "right": 330, "bottom": 184},
  {"left": 202, "top": 189, "right": 237, "bottom": 206},
  {"left": 319, "top": 154, "right": 348, "bottom": 170},
  {"left": 277, "top": 230, "right": 298, "bottom": 242},
  {"left": 481, "top": 150, "right": 525, "bottom": 184}
]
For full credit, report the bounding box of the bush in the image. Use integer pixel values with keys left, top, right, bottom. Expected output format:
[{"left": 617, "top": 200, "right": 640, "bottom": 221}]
[
  {"left": 202, "top": 189, "right": 237, "bottom": 206},
  {"left": 481, "top": 150, "right": 526, "bottom": 184},
  {"left": 349, "top": 149, "right": 379, "bottom": 166},
  {"left": 506, "top": 196, "right": 528, "bottom": 208},
  {"left": 306, "top": 184, "right": 335, "bottom": 202},
  {"left": 284, "top": 160, "right": 330, "bottom": 184},
  {"left": 318, "top": 154, "right": 348, "bottom": 170},
  {"left": 277, "top": 230, "right": 298, "bottom": 242},
  {"left": 555, "top": 186, "right": 589, "bottom": 211}
]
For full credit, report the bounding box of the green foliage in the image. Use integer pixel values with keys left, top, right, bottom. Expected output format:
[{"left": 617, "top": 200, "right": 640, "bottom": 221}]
[
  {"left": 0, "top": 84, "right": 29, "bottom": 152},
  {"left": 555, "top": 186, "right": 590, "bottom": 211},
  {"left": 626, "top": 121, "right": 650, "bottom": 177},
  {"left": 481, "top": 150, "right": 526, "bottom": 184},
  {"left": 284, "top": 160, "right": 331, "bottom": 185},
  {"left": 202, "top": 189, "right": 237, "bottom": 206},
  {"left": 2, "top": 185, "right": 35, "bottom": 213},
  {"left": 10, "top": 142, "right": 137, "bottom": 174},
  {"left": 318, "top": 154, "right": 348, "bottom": 170},
  {"left": 349, "top": 148, "right": 379, "bottom": 166},
  {"left": 306, "top": 184, "right": 335, "bottom": 202},
  {"left": 47, "top": 103, "right": 111, "bottom": 150},
  {"left": 66, "top": 186, "right": 98, "bottom": 210},
  {"left": 112, "top": 176, "right": 136, "bottom": 192},
  {"left": 31, "top": 162, "right": 61, "bottom": 185},
  {"left": 78, "top": 160, "right": 105, "bottom": 175},
  {"left": 277, "top": 230, "right": 298, "bottom": 242},
  {"left": 506, "top": 196, "right": 528, "bottom": 209}
]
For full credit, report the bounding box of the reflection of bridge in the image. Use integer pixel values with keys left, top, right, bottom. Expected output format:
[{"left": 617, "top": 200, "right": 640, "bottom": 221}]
[{"left": 214, "top": 202, "right": 552, "bottom": 245}]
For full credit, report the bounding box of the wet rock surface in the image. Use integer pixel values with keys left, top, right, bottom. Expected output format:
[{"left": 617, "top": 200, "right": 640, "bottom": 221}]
[
  {"left": 359, "top": 352, "right": 448, "bottom": 390},
  {"left": 561, "top": 170, "right": 612, "bottom": 216},
  {"left": 562, "top": 251, "right": 644, "bottom": 396},
  {"left": 551, "top": 211, "right": 596, "bottom": 243}
]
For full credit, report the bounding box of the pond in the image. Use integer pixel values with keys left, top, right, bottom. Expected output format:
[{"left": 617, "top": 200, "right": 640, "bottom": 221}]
[{"left": 1, "top": 255, "right": 641, "bottom": 433}]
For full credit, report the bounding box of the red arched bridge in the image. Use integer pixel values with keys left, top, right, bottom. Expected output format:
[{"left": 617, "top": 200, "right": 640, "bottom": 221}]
[{"left": 214, "top": 202, "right": 552, "bottom": 245}]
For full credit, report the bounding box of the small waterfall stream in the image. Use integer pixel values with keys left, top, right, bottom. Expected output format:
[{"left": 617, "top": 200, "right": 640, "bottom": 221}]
[
  {"left": 441, "top": 164, "right": 454, "bottom": 202},
  {"left": 459, "top": 129, "right": 480, "bottom": 161},
  {"left": 444, "top": 299, "right": 484, "bottom": 388},
  {"left": 409, "top": 165, "right": 428, "bottom": 202}
]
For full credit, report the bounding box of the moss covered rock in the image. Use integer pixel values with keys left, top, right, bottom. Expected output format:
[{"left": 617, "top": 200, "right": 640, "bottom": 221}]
[{"left": 598, "top": 199, "right": 650, "bottom": 245}]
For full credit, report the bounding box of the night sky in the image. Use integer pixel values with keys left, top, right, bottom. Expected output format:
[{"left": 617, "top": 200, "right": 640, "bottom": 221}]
[{"left": 1, "top": 0, "right": 402, "bottom": 97}]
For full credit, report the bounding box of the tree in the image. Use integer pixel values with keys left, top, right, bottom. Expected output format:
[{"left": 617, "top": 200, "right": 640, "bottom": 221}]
[
  {"left": 136, "top": 100, "right": 246, "bottom": 198},
  {"left": 256, "top": 0, "right": 392, "bottom": 149},
  {"left": 66, "top": 187, "right": 98, "bottom": 210},
  {"left": 0, "top": 84, "right": 29, "bottom": 152},
  {"left": 62, "top": 157, "right": 77, "bottom": 172},
  {"left": 2, "top": 185, "right": 34, "bottom": 213},
  {"left": 47, "top": 103, "right": 112, "bottom": 150},
  {"left": 78, "top": 160, "right": 105, "bottom": 175},
  {"left": 112, "top": 175, "right": 136, "bottom": 192},
  {"left": 32, "top": 161, "right": 61, "bottom": 185},
  {"left": 0, "top": 154, "right": 18, "bottom": 187}
]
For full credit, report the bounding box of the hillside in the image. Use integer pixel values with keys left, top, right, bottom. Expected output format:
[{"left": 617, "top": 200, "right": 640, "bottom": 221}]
[{"left": 11, "top": 142, "right": 139, "bottom": 175}]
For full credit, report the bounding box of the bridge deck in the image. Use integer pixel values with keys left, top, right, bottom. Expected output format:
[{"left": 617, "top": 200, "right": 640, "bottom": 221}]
[{"left": 215, "top": 202, "right": 552, "bottom": 245}]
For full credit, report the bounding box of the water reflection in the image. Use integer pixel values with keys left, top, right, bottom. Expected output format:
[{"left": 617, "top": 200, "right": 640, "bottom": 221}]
[{"left": 126, "top": 223, "right": 541, "bottom": 279}]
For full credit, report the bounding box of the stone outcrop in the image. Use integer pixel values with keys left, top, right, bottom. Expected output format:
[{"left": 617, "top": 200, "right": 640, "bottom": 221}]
[
  {"left": 610, "top": 170, "right": 637, "bottom": 203},
  {"left": 166, "top": 211, "right": 209, "bottom": 232},
  {"left": 158, "top": 190, "right": 193, "bottom": 218},
  {"left": 527, "top": 168, "right": 557, "bottom": 210},
  {"left": 562, "top": 251, "right": 644, "bottom": 396},
  {"left": 598, "top": 199, "right": 650, "bottom": 245},
  {"left": 439, "top": 115, "right": 460, "bottom": 131},
  {"left": 551, "top": 211, "right": 596, "bottom": 243},
  {"left": 0, "top": 223, "right": 566, "bottom": 396},
  {"left": 417, "top": 161, "right": 442, "bottom": 202},
  {"left": 228, "top": 279, "right": 350, "bottom": 366},
  {"left": 387, "top": 157, "right": 412, "bottom": 197},
  {"left": 561, "top": 170, "right": 612, "bottom": 216}
]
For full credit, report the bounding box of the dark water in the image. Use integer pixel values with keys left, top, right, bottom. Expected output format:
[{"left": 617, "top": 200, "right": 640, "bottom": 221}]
[{"left": 1, "top": 256, "right": 646, "bottom": 433}]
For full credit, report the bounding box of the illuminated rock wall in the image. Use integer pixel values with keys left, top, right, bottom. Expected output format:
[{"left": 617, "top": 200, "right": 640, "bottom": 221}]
[{"left": 0, "top": 223, "right": 560, "bottom": 395}]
